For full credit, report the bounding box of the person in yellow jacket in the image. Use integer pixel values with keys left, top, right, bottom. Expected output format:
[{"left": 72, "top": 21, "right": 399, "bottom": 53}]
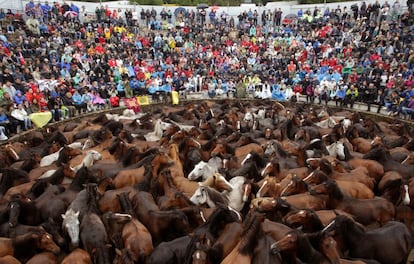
[{"left": 345, "top": 84, "right": 359, "bottom": 108}]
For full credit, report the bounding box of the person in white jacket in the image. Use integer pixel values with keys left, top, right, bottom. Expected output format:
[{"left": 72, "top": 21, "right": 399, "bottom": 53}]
[{"left": 11, "top": 104, "right": 32, "bottom": 132}]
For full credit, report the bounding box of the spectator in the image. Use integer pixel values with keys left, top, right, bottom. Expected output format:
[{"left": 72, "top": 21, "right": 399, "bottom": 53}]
[
  {"left": 400, "top": 95, "right": 414, "bottom": 120},
  {"left": 62, "top": 92, "right": 77, "bottom": 118},
  {"left": 72, "top": 89, "right": 87, "bottom": 114},
  {"left": 0, "top": 107, "right": 12, "bottom": 136},
  {"left": 11, "top": 103, "right": 32, "bottom": 131}
]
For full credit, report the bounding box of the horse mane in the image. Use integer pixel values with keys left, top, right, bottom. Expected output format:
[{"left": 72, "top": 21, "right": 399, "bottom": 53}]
[
  {"left": 184, "top": 206, "right": 239, "bottom": 264},
  {"left": 362, "top": 146, "right": 389, "bottom": 161},
  {"left": 12, "top": 230, "right": 45, "bottom": 260},
  {"left": 319, "top": 159, "right": 333, "bottom": 175},
  {"left": 118, "top": 192, "right": 136, "bottom": 217},
  {"left": 69, "top": 166, "right": 94, "bottom": 192},
  {"left": 204, "top": 186, "right": 229, "bottom": 205},
  {"left": 304, "top": 209, "right": 325, "bottom": 231},
  {"left": 248, "top": 151, "right": 268, "bottom": 168},
  {"left": 342, "top": 142, "right": 353, "bottom": 161},
  {"left": 272, "top": 141, "right": 289, "bottom": 159},
  {"left": 201, "top": 136, "right": 216, "bottom": 151},
  {"left": 178, "top": 136, "right": 193, "bottom": 152},
  {"left": 135, "top": 164, "right": 152, "bottom": 192},
  {"left": 85, "top": 183, "right": 100, "bottom": 214},
  {"left": 46, "top": 130, "right": 68, "bottom": 145},
  {"left": 56, "top": 146, "right": 70, "bottom": 166},
  {"left": 20, "top": 157, "right": 38, "bottom": 173},
  {"left": 122, "top": 146, "right": 137, "bottom": 167},
  {"left": 238, "top": 213, "right": 264, "bottom": 255},
  {"left": 91, "top": 113, "right": 109, "bottom": 124},
  {"left": 325, "top": 179, "right": 344, "bottom": 201},
  {"left": 0, "top": 169, "right": 14, "bottom": 196},
  {"left": 108, "top": 138, "right": 122, "bottom": 154}
]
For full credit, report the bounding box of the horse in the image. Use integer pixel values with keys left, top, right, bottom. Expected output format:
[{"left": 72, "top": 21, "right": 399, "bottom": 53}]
[
  {"left": 309, "top": 178, "right": 395, "bottom": 226},
  {"left": 0, "top": 230, "right": 60, "bottom": 263},
  {"left": 7, "top": 193, "right": 42, "bottom": 227},
  {"left": 206, "top": 222, "right": 244, "bottom": 263},
  {"left": 39, "top": 146, "right": 79, "bottom": 167},
  {"left": 280, "top": 175, "right": 309, "bottom": 196},
  {"left": 61, "top": 249, "right": 92, "bottom": 264},
  {"left": 70, "top": 150, "right": 103, "bottom": 172},
  {"left": 313, "top": 158, "right": 375, "bottom": 190},
  {"left": 112, "top": 151, "right": 173, "bottom": 189},
  {"left": 80, "top": 180, "right": 111, "bottom": 264},
  {"left": 303, "top": 170, "right": 375, "bottom": 199},
  {"left": 0, "top": 168, "right": 30, "bottom": 199},
  {"left": 118, "top": 192, "right": 154, "bottom": 263},
  {"left": 188, "top": 160, "right": 220, "bottom": 181},
  {"left": 363, "top": 146, "right": 414, "bottom": 180},
  {"left": 221, "top": 213, "right": 265, "bottom": 264},
  {"left": 131, "top": 191, "right": 190, "bottom": 244},
  {"left": 323, "top": 215, "right": 413, "bottom": 264},
  {"left": 187, "top": 176, "right": 246, "bottom": 213},
  {"left": 184, "top": 206, "right": 243, "bottom": 264},
  {"left": 147, "top": 235, "right": 192, "bottom": 264},
  {"left": 283, "top": 209, "right": 325, "bottom": 233},
  {"left": 26, "top": 252, "right": 57, "bottom": 264},
  {"left": 35, "top": 166, "right": 97, "bottom": 223},
  {"left": 270, "top": 229, "right": 332, "bottom": 264}
]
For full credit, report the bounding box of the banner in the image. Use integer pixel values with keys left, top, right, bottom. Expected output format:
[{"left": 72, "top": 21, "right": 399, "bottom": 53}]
[
  {"left": 171, "top": 91, "right": 179, "bottom": 105},
  {"left": 137, "top": 95, "right": 150, "bottom": 106},
  {"left": 124, "top": 97, "right": 140, "bottom": 113},
  {"left": 30, "top": 111, "right": 52, "bottom": 128}
]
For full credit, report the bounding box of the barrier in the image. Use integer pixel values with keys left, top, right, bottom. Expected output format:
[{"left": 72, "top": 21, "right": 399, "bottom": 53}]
[{"left": 1, "top": 95, "right": 412, "bottom": 147}]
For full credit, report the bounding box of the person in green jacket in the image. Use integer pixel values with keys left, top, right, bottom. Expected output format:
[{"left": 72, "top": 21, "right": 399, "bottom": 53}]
[{"left": 345, "top": 84, "right": 359, "bottom": 108}]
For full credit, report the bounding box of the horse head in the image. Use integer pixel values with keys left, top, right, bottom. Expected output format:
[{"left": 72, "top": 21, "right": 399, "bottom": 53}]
[{"left": 62, "top": 208, "right": 80, "bottom": 247}]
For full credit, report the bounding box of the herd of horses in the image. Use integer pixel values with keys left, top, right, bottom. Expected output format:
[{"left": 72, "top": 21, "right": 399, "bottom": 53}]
[{"left": 0, "top": 99, "right": 413, "bottom": 263}]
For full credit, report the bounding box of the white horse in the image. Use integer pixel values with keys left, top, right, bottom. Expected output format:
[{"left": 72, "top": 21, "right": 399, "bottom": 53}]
[
  {"left": 144, "top": 119, "right": 171, "bottom": 142},
  {"left": 224, "top": 176, "right": 249, "bottom": 212},
  {"left": 190, "top": 176, "right": 249, "bottom": 212},
  {"left": 188, "top": 157, "right": 222, "bottom": 181},
  {"left": 40, "top": 147, "right": 64, "bottom": 167},
  {"left": 190, "top": 186, "right": 229, "bottom": 208},
  {"left": 62, "top": 208, "right": 80, "bottom": 247},
  {"left": 326, "top": 141, "right": 345, "bottom": 160},
  {"left": 72, "top": 150, "right": 102, "bottom": 172}
]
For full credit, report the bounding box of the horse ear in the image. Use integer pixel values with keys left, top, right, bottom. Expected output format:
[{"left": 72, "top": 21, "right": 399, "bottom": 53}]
[{"left": 61, "top": 214, "right": 66, "bottom": 220}]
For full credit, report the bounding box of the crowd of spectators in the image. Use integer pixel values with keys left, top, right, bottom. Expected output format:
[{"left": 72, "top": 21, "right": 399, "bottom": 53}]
[{"left": 0, "top": 0, "right": 412, "bottom": 140}]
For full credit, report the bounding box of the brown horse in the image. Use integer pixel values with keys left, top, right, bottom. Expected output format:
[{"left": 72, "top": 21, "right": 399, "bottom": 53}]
[
  {"left": 270, "top": 230, "right": 333, "bottom": 264},
  {"left": 131, "top": 191, "right": 190, "bottom": 244},
  {"left": 0, "top": 230, "right": 60, "bottom": 263},
  {"left": 118, "top": 192, "right": 154, "bottom": 263},
  {"left": 221, "top": 213, "right": 265, "bottom": 264},
  {"left": 26, "top": 252, "right": 57, "bottom": 264},
  {"left": 61, "top": 248, "right": 91, "bottom": 264},
  {"left": 310, "top": 179, "right": 395, "bottom": 226}
]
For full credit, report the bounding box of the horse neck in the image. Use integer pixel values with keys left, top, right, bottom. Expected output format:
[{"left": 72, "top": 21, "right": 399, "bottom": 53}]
[
  {"left": 94, "top": 246, "right": 111, "bottom": 264},
  {"left": 296, "top": 232, "right": 325, "bottom": 263},
  {"left": 340, "top": 220, "right": 366, "bottom": 248},
  {"left": 119, "top": 193, "right": 136, "bottom": 217},
  {"left": 0, "top": 172, "right": 13, "bottom": 197},
  {"left": 238, "top": 214, "right": 264, "bottom": 256},
  {"left": 69, "top": 170, "right": 89, "bottom": 192},
  {"left": 56, "top": 149, "right": 69, "bottom": 166},
  {"left": 326, "top": 184, "right": 344, "bottom": 208},
  {"left": 12, "top": 232, "right": 39, "bottom": 260},
  {"left": 49, "top": 166, "right": 65, "bottom": 185}
]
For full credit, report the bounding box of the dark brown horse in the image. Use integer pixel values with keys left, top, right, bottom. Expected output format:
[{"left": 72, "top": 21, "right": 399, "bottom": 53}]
[{"left": 323, "top": 215, "right": 413, "bottom": 264}]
